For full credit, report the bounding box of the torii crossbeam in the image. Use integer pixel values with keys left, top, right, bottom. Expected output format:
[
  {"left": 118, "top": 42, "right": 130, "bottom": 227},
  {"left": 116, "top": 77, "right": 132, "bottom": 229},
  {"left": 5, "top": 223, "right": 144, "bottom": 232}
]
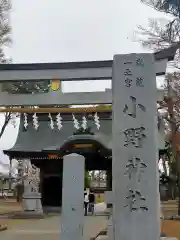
[{"left": 0, "top": 44, "right": 177, "bottom": 112}]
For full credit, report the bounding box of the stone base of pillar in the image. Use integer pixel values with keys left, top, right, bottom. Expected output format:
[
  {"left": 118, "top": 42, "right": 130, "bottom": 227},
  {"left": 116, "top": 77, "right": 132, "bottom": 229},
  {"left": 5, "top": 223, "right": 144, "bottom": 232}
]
[
  {"left": 10, "top": 211, "right": 44, "bottom": 219},
  {"left": 22, "top": 192, "right": 43, "bottom": 213},
  {"left": 43, "top": 206, "right": 61, "bottom": 213},
  {"left": 12, "top": 192, "right": 44, "bottom": 218},
  {"left": 95, "top": 236, "right": 177, "bottom": 240},
  {"left": 107, "top": 215, "right": 114, "bottom": 240}
]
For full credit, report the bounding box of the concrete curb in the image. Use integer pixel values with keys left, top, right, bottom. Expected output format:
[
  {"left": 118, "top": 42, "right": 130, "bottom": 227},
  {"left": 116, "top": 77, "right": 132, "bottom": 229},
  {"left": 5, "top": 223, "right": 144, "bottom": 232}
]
[
  {"left": 163, "top": 215, "right": 180, "bottom": 220},
  {"left": 0, "top": 210, "right": 60, "bottom": 219},
  {"left": 90, "top": 229, "right": 167, "bottom": 240},
  {"left": 0, "top": 211, "right": 21, "bottom": 219},
  {"left": 10, "top": 211, "right": 44, "bottom": 219}
]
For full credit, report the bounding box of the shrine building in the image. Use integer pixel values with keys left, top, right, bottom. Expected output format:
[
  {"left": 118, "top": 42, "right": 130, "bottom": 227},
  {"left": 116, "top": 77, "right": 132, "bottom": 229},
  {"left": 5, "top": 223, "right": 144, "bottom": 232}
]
[
  {"left": 4, "top": 111, "right": 113, "bottom": 207},
  {"left": 3, "top": 109, "right": 165, "bottom": 208}
]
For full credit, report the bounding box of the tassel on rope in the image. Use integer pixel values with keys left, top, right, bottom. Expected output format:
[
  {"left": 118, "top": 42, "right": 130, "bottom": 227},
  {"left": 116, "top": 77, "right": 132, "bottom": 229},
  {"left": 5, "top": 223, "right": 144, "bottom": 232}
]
[
  {"left": 48, "top": 113, "right": 54, "bottom": 129},
  {"left": 94, "top": 112, "right": 100, "bottom": 130},
  {"left": 11, "top": 114, "right": 17, "bottom": 128},
  {"left": 81, "top": 116, "right": 87, "bottom": 130},
  {"left": 72, "top": 114, "right": 80, "bottom": 129},
  {"left": 32, "top": 113, "right": 39, "bottom": 130},
  {"left": 23, "top": 113, "right": 28, "bottom": 129},
  {"left": 56, "top": 113, "right": 63, "bottom": 130}
]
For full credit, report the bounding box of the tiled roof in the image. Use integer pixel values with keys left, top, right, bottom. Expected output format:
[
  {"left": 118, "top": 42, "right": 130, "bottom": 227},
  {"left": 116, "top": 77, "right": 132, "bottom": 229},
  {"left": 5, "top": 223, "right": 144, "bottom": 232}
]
[{"left": 4, "top": 116, "right": 112, "bottom": 153}]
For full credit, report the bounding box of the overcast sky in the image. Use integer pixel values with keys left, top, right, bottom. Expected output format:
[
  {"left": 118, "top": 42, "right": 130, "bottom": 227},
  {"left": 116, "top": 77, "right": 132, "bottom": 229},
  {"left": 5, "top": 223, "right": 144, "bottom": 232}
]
[{"left": 0, "top": 0, "right": 167, "bottom": 171}]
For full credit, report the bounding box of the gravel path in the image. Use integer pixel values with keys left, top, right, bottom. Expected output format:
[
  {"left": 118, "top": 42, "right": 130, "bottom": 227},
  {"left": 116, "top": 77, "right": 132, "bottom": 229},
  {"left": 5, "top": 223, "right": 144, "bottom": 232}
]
[{"left": 0, "top": 203, "right": 107, "bottom": 240}]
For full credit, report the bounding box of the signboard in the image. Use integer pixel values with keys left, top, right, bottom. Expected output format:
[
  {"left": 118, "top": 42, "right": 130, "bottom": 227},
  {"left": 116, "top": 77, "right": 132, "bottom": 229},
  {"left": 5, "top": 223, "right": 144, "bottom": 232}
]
[
  {"left": 48, "top": 154, "right": 59, "bottom": 159},
  {"left": 72, "top": 144, "right": 93, "bottom": 149},
  {"left": 50, "top": 79, "right": 61, "bottom": 91}
]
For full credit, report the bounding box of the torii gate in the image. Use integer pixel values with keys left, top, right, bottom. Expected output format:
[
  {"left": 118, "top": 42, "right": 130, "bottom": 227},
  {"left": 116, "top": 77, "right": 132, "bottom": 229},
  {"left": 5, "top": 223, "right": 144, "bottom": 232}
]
[
  {"left": 0, "top": 45, "right": 176, "bottom": 110},
  {"left": 0, "top": 45, "right": 177, "bottom": 240}
]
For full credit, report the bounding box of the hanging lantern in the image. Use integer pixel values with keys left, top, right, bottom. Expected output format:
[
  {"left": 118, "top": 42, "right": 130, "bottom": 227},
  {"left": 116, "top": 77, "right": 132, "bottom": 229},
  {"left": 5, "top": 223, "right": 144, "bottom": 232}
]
[{"left": 56, "top": 113, "right": 63, "bottom": 130}]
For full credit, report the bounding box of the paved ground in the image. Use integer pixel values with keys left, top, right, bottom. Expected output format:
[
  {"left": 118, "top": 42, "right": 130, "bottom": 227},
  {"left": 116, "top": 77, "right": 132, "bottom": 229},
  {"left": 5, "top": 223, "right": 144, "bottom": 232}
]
[
  {"left": 0, "top": 203, "right": 107, "bottom": 240},
  {"left": 0, "top": 200, "right": 21, "bottom": 214}
]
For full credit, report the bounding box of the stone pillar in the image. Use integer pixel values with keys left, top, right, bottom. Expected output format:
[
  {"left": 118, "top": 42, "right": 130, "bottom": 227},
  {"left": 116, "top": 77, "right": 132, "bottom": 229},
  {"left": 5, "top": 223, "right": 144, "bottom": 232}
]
[
  {"left": 106, "top": 165, "right": 112, "bottom": 208},
  {"left": 21, "top": 162, "right": 43, "bottom": 218},
  {"left": 60, "top": 153, "right": 85, "bottom": 240},
  {"left": 16, "top": 159, "right": 24, "bottom": 203},
  {"left": 112, "top": 54, "right": 160, "bottom": 240},
  {"left": 8, "top": 157, "right": 12, "bottom": 190}
]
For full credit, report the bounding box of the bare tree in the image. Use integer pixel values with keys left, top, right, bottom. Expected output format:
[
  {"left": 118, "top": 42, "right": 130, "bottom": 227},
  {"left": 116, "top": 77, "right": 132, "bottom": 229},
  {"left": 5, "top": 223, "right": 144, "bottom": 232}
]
[
  {"left": 0, "top": 0, "right": 13, "bottom": 134},
  {"left": 136, "top": 0, "right": 180, "bottom": 214},
  {"left": 140, "top": 0, "right": 180, "bottom": 17},
  {"left": 136, "top": 1, "right": 180, "bottom": 63},
  {"left": 0, "top": 0, "right": 19, "bottom": 196},
  {"left": 0, "top": 0, "right": 11, "bottom": 60}
]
